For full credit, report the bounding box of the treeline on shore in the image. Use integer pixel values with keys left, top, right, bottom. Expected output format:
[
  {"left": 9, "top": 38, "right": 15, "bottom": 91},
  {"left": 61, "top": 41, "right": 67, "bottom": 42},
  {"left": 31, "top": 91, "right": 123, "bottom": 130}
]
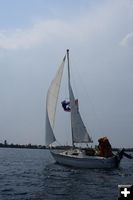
[
  {"left": 0, "top": 143, "right": 46, "bottom": 149},
  {"left": 0, "top": 142, "right": 133, "bottom": 151}
]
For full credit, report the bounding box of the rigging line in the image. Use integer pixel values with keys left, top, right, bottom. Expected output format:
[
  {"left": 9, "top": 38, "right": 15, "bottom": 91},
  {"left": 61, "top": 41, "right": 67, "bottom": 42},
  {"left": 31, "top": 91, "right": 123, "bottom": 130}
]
[
  {"left": 70, "top": 59, "right": 90, "bottom": 117},
  {"left": 69, "top": 60, "right": 79, "bottom": 98},
  {"left": 66, "top": 50, "right": 79, "bottom": 98},
  {"left": 74, "top": 63, "right": 105, "bottom": 137},
  {"left": 68, "top": 58, "right": 95, "bottom": 139},
  {"left": 66, "top": 55, "right": 93, "bottom": 140}
]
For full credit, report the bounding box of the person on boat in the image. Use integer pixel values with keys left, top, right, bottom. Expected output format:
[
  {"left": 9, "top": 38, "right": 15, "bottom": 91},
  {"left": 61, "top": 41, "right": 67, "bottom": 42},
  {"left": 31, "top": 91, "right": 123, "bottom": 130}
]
[
  {"left": 98, "top": 137, "right": 113, "bottom": 157},
  {"left": 61, "top": 100, "right": 71, "bottom": 112},
  {"left": 61, "top": 99, "right": 79, "bottom": 112}
]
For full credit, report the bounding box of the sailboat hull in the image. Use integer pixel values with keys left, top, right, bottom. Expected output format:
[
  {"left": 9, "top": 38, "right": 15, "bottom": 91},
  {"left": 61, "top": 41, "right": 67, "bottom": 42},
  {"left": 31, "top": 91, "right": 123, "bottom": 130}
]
[{"left": 51, "top": 150, "right": 120, "bottom": 169}]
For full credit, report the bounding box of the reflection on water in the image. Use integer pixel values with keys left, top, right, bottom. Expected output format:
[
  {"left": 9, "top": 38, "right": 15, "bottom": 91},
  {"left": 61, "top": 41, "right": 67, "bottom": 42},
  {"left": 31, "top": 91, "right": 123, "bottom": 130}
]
[{"left": 0, "top": 148, "right": 133, "bottom": 200}]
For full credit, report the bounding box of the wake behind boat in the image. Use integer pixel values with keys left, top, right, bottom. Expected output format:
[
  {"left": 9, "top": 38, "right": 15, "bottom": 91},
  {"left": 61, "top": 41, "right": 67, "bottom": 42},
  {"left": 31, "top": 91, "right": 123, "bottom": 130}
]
[{"left": 45, "top": 49, "right": 132, "bottom": 169}]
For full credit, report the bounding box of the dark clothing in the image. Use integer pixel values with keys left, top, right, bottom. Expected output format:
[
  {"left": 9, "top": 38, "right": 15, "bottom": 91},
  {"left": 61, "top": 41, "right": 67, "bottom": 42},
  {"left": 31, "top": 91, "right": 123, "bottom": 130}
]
[{"left": 61, "top": 100, "right": 71, "bottom": 111}]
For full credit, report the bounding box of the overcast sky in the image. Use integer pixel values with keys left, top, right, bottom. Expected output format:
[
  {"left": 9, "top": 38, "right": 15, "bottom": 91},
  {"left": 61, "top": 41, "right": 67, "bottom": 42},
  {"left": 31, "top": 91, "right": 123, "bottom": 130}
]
[{"left": 0, "top": 0, "right": 133, "bottom": 147}]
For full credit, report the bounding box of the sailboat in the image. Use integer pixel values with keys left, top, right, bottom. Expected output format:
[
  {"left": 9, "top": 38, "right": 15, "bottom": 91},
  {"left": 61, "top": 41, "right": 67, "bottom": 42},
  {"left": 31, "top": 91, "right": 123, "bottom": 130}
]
[{"left": 45, "top": 49, "right": 132, "bottom": 169}]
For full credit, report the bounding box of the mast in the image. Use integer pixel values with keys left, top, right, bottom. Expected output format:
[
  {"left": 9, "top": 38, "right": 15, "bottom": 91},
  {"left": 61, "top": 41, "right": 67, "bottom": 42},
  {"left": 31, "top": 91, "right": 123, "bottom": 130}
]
[
  {"left": 67, "top": 49, "right": 70, "bottom": 85},
  {"left": 67, "top": 49, "right": 74, "bottom": 147}
]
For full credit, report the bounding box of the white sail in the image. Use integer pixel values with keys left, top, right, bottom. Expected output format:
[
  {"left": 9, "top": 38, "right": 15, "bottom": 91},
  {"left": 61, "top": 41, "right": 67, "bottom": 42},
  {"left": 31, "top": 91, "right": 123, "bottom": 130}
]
[
  {"left": 45, "top": 56, "right": 66, "bottom": 146},
  {"left": 67, "top": 49, "right": 92, "bottom": 144},
  {"left": 69, "top": 85, "right": 92, "bottom": 143}
]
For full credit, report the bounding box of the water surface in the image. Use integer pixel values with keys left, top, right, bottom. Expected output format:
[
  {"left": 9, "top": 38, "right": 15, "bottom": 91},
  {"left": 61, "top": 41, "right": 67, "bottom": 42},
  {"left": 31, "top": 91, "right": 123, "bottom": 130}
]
[{"left": 0, "top": 148, "right": 133, "bottom": 200}]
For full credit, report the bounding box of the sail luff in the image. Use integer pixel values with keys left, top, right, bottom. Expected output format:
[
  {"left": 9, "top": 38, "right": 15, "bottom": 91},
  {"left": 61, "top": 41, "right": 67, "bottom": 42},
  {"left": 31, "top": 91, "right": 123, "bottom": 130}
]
[{"left": 45, "top": 56, "right": 66, "bottom": 146}]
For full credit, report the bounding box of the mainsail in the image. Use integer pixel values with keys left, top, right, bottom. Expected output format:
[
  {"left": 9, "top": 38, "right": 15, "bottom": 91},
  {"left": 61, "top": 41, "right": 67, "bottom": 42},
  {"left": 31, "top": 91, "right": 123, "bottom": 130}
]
[
  {"left": 45, "top": 56, "right": 66, "bottom": 146},
  {"left": 69, "top": 85, "right": 92, "bottom": 143},
  {"left": 67, "top": 50, "right": 93, "bottom": 144}
]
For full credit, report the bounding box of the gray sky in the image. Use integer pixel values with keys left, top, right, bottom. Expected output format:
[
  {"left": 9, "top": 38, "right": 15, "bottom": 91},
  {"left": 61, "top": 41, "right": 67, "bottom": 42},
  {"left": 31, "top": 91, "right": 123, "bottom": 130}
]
[{"left": 0, "top": 0, "right": 133, "bottom": 147}]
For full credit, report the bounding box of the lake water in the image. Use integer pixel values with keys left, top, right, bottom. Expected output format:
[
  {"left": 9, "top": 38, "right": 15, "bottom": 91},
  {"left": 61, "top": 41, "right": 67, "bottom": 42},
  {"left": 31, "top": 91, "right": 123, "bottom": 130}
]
[{"left": 0, "top": 148, "right": 133, "bottom": 200}]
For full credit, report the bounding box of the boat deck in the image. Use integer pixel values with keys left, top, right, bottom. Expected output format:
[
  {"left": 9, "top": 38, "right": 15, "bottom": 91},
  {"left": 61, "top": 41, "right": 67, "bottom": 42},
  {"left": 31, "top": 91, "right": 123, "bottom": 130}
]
[{"left": 53, "top": 149, "right": 112, "bottom": 160}]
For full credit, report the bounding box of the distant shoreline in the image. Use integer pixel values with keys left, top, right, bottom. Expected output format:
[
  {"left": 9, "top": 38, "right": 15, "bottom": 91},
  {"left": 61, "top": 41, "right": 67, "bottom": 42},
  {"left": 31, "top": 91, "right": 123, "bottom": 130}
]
[
  {"left": 0, "top": 143, "right": 133, "bottom": 152},
  {"left": 0, "top": 143, "right": 46, "bottom": 149}
]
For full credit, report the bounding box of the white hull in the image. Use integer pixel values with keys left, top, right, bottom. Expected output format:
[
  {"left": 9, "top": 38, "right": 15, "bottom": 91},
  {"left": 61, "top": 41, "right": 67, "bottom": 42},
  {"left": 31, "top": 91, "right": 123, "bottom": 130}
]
[{"left": 51, "top": 149, "right": 120, "bottom": 169}]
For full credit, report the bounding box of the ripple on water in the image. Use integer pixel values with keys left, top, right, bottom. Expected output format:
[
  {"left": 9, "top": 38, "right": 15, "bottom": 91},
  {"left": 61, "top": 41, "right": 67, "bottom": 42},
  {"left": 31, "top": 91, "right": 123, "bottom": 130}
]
[{"left": 0, "top": 149, "right": 133, "bottom": 200}]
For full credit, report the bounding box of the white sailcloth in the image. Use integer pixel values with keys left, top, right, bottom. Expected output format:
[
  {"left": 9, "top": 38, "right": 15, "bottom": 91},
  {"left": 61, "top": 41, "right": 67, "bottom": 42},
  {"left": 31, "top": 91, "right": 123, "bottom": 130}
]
[
  {"left": 45, "top": 56, "right": 66, "bottom": 146},
  {"left": 69, "top": 84, "right": 92, "bottom": 143}
]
